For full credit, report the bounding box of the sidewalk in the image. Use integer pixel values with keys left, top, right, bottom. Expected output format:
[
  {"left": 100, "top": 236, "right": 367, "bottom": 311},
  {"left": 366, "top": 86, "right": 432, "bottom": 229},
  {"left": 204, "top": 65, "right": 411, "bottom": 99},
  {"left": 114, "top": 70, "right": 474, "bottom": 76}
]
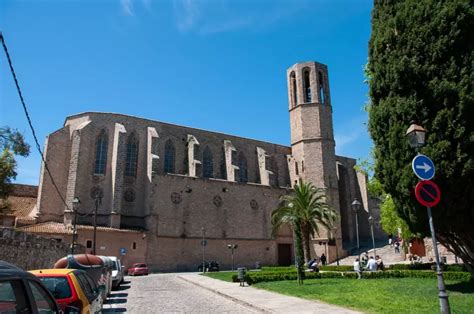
[{"left": 178, "top": 273, "right": 361, "bottom": 314}]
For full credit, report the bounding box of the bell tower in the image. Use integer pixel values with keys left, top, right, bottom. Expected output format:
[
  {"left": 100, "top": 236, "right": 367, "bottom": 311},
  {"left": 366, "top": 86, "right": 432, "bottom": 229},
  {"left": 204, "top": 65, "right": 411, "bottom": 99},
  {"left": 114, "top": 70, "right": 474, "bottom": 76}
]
[{"left": 287, "top": 61, "right": 341, "bottom": 231}]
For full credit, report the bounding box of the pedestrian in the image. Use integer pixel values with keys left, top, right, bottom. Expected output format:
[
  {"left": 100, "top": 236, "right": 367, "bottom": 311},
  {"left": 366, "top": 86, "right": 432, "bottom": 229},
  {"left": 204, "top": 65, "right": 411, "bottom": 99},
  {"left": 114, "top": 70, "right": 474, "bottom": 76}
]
[
  {"left": 366, "top": 256, "right": 377, "bottom": 271},
  {"left": 361, "top": 251, "right": 368, "bottom": 268},
  {"left": 388, "top": 234, "right": 393, "bottom": 247},
  {"left": 320, "top": 253, "right": 327, "bottom": 266},
  {"left": 394, "top": 241, "right": 400, "bottom": 254},
  {"left": 376, "top": 255, "right": 384, "bottom": 271},
  {"left": 354, "top": 258, "right": 361, "bottom": 279}
]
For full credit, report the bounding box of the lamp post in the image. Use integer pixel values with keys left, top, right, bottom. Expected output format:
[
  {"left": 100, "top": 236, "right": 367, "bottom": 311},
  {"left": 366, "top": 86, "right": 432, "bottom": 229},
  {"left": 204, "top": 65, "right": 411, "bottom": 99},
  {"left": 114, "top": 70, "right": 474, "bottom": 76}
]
[
  {"left": 406, "top": 123, "right": 450, "bottom": 314},
  {"left": 92, "top": 195, "right": 101, "bottom": 255},
  {"left": 331, "top": 227, "right": 339, "bottom": 266},
  {"left": 201, "top": 227, "right": 206, "bottom": 274},
  {"left": 227, "top": 244, "right": 238, "bottom": 271},
  {"left": 368, "top": 215, "right": 376, "bottom": 258},
  {"left": 351, "top": 199, "right": 361, "bottom": 262},
  {"left": 71, "top": 197, "right": 80, "bottom": 255}
]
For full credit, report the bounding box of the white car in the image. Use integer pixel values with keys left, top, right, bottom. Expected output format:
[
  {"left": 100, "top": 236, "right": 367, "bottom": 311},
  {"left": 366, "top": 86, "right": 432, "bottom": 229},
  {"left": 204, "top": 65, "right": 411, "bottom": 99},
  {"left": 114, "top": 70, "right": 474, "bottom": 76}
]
[{"left": 109, "top": 256, "right": 124, "bottom": 289}]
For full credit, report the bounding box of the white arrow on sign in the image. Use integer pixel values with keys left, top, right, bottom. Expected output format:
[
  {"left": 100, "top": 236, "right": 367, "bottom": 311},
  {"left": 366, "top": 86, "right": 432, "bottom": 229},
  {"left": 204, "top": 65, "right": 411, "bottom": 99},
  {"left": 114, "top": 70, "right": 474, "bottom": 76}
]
[{"left": 416, "top": 162, "right": 432, "bottom": 173}]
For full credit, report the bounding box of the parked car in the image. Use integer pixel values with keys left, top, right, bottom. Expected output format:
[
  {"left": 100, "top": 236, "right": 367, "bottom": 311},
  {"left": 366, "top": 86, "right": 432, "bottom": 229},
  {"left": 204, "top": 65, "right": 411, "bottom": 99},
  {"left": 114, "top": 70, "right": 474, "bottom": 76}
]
[
  {"left": 0, "top": 261, "right": 63, "bottom": 313},
  {"left": 197, "top": 261, "right": 220, "bottom": 272},
  {"left": 127, "top": 263, "right": 149, "bottom": 276},
  {"left": 97, "top": 256, "right": 113, "bottom": 296},
  {"left": 108, "top": 256, "right": 123, "bottom": 288},
  {"left": 30, "top": 268, "right": 102, "bottom": 314},
  {"left": 54, "top": 254, "right": 109, "bottom": 302}
]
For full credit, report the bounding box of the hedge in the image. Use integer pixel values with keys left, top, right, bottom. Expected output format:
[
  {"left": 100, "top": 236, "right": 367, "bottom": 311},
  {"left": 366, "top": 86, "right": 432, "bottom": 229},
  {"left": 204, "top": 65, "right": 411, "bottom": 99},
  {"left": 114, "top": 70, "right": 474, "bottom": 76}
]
[
  {"left": 233, "top": 270, "right": 472, "bottom": 285},
  {"left": 388, "top": 263, "right": 466, "bottom": 272}
]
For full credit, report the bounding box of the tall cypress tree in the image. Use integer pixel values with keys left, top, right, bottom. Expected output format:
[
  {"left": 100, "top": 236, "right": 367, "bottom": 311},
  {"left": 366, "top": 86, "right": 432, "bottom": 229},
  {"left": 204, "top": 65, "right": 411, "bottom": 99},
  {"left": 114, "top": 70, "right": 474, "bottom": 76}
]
[{"left": 368, "top": 0, "right": 474, "bottom": 274}]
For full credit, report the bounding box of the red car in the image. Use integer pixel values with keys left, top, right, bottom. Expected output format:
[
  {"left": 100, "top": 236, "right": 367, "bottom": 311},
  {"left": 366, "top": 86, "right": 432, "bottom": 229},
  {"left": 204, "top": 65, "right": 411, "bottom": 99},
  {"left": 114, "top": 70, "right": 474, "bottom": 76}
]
[{"left": 128, "top": 263, "right": 149, "bottom": 276}]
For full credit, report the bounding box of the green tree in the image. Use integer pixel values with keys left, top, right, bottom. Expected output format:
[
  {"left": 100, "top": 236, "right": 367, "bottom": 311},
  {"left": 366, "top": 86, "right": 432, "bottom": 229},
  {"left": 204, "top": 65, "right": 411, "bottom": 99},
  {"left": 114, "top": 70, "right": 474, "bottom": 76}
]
[
  {"left": 272, "top": 181, "right": 338, "bottom": 284},
  {"left": 0, "top": 126, "right": 30, "bottom": 211},
  {"left": 368, "top": 1, "right": 474, "bottom": 274}
]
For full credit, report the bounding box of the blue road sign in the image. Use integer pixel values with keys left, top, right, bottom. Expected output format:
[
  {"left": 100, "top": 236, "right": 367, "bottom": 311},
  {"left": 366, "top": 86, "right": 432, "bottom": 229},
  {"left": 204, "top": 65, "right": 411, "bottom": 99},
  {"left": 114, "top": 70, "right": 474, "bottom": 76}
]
[
  {"left": 412, "top": 154, "right": 435, "bottom": 181},
  {"left": 120, "top": 247, "right": 127, "bottom": 256}
]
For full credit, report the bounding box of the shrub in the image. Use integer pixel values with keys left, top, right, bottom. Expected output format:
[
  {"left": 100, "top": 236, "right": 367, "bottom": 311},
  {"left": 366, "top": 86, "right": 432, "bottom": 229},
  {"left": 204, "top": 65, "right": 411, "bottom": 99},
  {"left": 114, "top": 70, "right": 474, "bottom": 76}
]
[{"left": 319, "top": 265, "right": 353, "bottom": 272}]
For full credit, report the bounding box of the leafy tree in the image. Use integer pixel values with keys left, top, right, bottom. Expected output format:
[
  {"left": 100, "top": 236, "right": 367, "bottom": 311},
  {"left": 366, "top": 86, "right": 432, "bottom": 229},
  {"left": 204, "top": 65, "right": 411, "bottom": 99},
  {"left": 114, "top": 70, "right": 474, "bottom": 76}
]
[
  {"left": 0, "top": 126, "right": 30, "bottom": 211},
  {"left": 272, "top": 181, "right": 337, "bottom": 284},
  {"left": 368, "top": 1, "right": 474, "bottom": 274}
]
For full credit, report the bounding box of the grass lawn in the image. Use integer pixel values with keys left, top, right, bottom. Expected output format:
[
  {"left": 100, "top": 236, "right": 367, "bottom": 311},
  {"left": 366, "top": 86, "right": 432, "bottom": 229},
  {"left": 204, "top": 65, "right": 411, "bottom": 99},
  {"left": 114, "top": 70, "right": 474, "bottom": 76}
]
[
  {"left": 203, "top": 271, "right": 236, "bottom": 282},
  {"left": 254, "top": 278, "right": 474, "bottom": 313}
]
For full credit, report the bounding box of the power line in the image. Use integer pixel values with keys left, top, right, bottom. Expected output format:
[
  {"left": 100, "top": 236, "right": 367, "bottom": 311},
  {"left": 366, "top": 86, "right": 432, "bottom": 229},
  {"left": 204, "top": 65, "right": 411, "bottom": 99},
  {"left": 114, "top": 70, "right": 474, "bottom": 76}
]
[{"left": 0, "top": 32, "right": 72, "bottom": 213}]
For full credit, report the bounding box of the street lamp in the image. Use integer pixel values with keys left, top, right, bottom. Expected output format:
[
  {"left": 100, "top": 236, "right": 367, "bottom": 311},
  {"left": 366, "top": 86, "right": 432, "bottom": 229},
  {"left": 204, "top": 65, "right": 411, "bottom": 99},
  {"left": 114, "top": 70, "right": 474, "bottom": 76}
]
[
  {"left": 368, "top": 215, "right": 376, "bottom": 258},
  {"left": 92, "top": 195, "right": 102, "bottom": 255},
  {"left": 331, "top": 227, "right": 339, "bottom": 266},
  {"left": 406, "top": 123, "right": 450, "bottom": 314},
  {"left": 351, "top": 199, "right": 362, "bottom": 262},
  {"left": 71, "top": 197, "right": 80, "bottom": 255},
  {"left": 201, "top": 227, "right": 206, "bottom": 274},
  {"left": 227, "top": 244, "right": 238, "bottom": 271}
]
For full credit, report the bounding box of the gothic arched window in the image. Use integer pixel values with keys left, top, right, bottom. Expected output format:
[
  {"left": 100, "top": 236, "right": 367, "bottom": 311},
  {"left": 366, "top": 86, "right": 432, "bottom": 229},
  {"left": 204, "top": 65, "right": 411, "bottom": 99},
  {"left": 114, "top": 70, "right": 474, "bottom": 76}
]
[
  {"left": 237, "top": 152, "right": 248, "bottom": 183},
  {"left": 303, "top": 69, "right": 312, "bottom": 103},
  {"left": 94, "top": 130, "right": 108, "bottom": 175},
  {"left": 290, "top": 71, "right": 297, "bottom": 107},
  {"left": 202, "top": 146, "right": 213, "bottom": 178},
  {"left": 164, "top": 139, "right": 176, "bottom": 173},
  {"left": 125, "top": 134, "right": 139, "bottom": 177},
  {"left": 318, "top": 71, "right": 325, "bottom": 104}
]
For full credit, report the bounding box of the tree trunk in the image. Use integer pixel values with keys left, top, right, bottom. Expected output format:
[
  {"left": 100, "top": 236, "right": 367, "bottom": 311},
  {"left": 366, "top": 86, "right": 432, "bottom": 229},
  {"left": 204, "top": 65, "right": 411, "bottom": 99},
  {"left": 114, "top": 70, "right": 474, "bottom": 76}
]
[
  {"left": 301, "top": 224, "right": 312, "bottom": 263},
  {"left": 294, "top": 222, "right": 305, "bottom": 285}
]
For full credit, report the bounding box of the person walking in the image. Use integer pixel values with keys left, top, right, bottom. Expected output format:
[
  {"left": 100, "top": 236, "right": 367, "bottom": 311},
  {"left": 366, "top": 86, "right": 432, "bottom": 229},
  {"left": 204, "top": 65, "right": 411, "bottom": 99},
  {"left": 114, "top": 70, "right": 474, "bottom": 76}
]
[
  {"left": 354, "top": 258, "right": 361, "bottom": 279},
  {"left": 320, "top": 253, "right": 327, "bottom": 266},
  {"left": 394, "top": 241, "right": 400, "bottom": 254}
]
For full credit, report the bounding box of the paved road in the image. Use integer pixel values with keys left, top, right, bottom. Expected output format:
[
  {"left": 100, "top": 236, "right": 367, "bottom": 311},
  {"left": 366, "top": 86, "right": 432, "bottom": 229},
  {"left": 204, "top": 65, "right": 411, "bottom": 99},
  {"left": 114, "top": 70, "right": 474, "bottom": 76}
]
[{"left": 102, "top": 273, "right": 258, "bottom": 313}]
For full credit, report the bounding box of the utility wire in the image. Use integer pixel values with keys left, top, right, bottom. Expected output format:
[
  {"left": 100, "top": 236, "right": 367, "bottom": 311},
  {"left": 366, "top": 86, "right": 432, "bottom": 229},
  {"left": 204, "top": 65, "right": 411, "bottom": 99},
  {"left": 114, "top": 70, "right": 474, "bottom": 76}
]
[{"left": 0, "top": 32, "right": 73, "bottom": 213}]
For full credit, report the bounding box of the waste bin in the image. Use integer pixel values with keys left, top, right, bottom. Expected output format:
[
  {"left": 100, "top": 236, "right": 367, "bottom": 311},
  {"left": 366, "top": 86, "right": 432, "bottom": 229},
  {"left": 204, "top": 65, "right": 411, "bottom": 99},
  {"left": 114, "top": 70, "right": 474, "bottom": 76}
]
[
  {"left": 237, "top": 267, "right": 246, "bottom": 287},
  {"left": 441, "top": 256, "right": 447, "bottom": 264}
]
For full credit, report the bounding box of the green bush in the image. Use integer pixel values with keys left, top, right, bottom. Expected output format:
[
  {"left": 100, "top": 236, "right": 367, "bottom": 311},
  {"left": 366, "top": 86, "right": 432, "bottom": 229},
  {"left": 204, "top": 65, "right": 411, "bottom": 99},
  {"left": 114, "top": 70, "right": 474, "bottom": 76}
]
[
  {"left": 238, "top": 270, "right": 472, "bottom": 285},
  {"left": 388, "top": 263, "right": 467, "bottom": 272},
  {"left": 320, "top": 265, "right": 353, "bottom": 272}
]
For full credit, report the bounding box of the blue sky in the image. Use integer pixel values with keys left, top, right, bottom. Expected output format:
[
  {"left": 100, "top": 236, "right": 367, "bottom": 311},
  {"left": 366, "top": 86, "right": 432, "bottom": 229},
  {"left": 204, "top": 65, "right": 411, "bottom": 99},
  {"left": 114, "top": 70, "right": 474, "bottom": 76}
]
[{"left": 0, "top": 0, "right": 373, "bottom": 185}]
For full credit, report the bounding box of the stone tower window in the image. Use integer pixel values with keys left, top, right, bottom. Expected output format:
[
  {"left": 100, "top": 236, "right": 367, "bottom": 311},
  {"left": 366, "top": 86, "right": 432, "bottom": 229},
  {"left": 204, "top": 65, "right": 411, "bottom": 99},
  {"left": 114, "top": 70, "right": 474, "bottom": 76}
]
[
  {"left": 290, "top": 71, "right": 297, "bottom": 107},
  {"left": 125, "top": 134, "right": 139, "bottom": 177},
  {"left": 237, "top": 152, "right": 248, "bottom": 183},
  {"left": 318, "top": 71, "right": 325, "bottom": 104},
  {"left": 202, "top": 146, "right": 213, "bottom": 178},
  {"left": 94, "top": 130, "right": 108, "bottom": 175},
  {"left": 164, "top": 139, "right": 176, "bottom": 173},
  {"left": 303, "top": 69, "right": 312, "bottom": 103}
]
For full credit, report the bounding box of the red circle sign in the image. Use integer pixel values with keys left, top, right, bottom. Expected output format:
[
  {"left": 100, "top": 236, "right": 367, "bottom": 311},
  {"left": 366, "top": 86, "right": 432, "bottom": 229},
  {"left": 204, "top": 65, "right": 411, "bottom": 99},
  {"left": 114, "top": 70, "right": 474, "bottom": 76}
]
[{"left": 415, "top": 180, "right": 441, "bottom": 207}]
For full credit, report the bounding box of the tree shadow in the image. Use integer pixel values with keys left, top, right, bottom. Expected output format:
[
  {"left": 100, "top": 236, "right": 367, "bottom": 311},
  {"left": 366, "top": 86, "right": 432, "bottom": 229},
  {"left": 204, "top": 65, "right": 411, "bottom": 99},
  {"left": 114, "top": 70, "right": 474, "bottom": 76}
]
[
  {"left": 446, "top": 280, "right": 474, "bottom": 294},
  {"left": 102, "top": 308, "right": 127, "bottom": 313}
]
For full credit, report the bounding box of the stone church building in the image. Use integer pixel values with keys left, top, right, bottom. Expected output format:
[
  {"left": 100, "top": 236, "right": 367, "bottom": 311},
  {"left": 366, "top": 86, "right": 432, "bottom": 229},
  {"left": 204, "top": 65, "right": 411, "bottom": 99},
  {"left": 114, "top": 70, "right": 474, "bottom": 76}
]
[{"left": 28, "top": 61, "right": 383, "bottom": 271}]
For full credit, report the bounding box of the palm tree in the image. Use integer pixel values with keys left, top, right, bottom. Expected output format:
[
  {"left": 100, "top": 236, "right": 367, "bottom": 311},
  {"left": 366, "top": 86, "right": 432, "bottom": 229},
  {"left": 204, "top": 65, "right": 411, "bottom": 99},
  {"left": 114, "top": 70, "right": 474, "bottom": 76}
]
[{"left": 272, "top": 181, "right": 338, "bottom": 267}]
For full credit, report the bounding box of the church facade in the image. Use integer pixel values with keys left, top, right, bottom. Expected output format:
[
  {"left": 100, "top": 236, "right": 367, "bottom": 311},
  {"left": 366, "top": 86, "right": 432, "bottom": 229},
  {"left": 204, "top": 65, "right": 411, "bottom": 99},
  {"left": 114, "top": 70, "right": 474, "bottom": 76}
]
[{"left": 34, "top": 61, "right": 383, "bottom": 271}]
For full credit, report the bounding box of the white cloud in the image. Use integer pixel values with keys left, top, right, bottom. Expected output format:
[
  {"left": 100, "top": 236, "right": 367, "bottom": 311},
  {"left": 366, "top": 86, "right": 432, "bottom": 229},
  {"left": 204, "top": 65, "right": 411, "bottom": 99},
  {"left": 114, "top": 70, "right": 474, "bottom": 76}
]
[
  {"left": 174, "top": 0, "right": 200, "bottom": 32},
  {"left": 121, "top": 0, "right": 134, "bottom": 16},
  {"left": 173, "top": 1, "right": 307, "bottom": 35}
]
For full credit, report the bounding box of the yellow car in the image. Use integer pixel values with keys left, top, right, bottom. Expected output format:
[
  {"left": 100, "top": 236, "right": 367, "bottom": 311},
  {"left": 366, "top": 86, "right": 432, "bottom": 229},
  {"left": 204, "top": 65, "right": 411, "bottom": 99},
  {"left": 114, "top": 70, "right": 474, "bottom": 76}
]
[{"left": 29, "top": 269, "right": 102, "bottom": 314}]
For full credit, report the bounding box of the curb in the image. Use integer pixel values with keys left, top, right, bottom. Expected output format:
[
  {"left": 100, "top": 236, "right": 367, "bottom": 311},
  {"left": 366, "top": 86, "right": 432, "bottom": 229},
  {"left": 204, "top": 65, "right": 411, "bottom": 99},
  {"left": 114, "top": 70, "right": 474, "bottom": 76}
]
[{"left": 178, "top": 275, "right": 271, "bottom": 313}]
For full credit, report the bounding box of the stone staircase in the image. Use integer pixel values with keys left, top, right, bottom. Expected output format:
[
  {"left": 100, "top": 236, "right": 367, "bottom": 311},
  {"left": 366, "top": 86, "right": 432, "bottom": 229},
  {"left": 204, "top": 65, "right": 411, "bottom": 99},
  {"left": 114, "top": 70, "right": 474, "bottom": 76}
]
[{"left": 333, "top": 243, "right": 406, "bottom": 266}]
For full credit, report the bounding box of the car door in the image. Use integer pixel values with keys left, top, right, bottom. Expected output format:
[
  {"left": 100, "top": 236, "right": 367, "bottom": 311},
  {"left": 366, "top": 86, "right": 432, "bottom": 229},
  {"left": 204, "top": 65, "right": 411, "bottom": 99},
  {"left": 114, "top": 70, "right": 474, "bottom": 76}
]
[
  {"left": 0, "top": 279, "right": 30, "bottom": 313},
  {"left": 75, "top": 273, "right": 102, "bottom": 314},
  {"left": 27, "top": 279, "right": 60, "bottom": 314}
]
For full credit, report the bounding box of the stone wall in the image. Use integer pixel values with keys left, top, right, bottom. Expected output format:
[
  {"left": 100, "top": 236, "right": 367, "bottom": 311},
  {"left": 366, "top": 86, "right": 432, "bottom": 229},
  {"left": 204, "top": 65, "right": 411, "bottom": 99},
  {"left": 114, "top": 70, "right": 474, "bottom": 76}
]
[{"left": 0, "top": 227, "right": 79, "bottom": 270}]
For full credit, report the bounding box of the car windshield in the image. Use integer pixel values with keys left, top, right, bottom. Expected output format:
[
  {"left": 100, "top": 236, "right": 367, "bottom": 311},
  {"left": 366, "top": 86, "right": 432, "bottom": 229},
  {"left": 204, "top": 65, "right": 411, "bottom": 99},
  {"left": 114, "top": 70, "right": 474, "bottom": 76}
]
[
  {"left": 112, "top": 261, "right": 118, "bottom": 271},
  {"left": 39, "top": 276, "right": 72, "bottom": 299}
]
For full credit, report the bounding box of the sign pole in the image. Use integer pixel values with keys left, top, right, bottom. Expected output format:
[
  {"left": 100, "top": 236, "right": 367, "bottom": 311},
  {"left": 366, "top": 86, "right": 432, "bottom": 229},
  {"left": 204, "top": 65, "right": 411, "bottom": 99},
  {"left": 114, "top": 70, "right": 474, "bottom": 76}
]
[
  {"left": 426, "top": 206, "right": 450, "bottom": 314},
  {"left": 201, "top": 227, "right": 206, "bottom": 274}
]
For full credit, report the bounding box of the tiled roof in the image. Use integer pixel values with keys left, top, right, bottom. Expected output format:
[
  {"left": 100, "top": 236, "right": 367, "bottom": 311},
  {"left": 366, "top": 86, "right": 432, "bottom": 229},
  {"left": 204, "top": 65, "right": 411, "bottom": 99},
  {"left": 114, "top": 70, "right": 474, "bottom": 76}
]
[
  {"left": 18, "top": 221, "right": 142, "bottom": 234},
  {"left": 7, "top": 196, "right": 37, "bottom": 218}
]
